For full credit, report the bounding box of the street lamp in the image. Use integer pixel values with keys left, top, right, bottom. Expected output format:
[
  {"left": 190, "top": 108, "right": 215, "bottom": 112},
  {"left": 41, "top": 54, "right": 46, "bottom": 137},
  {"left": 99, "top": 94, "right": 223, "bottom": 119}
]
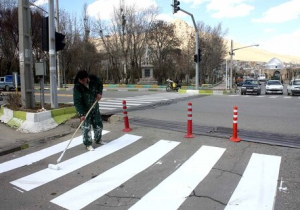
[{"left": 229, "top": 40, "right": 259, "bottom": 89}]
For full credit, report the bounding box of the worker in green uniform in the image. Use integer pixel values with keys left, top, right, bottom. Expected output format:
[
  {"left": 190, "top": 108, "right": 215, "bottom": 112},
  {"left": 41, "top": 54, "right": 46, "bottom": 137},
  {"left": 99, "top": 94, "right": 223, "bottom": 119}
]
[{"left": 73, "top": 70, "right": 104, "bottom": 151}]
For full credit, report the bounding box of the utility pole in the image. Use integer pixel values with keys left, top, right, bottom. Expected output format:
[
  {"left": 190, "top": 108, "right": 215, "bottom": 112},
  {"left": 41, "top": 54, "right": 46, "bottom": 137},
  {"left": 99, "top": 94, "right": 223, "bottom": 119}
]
[
  {"left": 229, "top": 40, "right": 259, "bottom": 89},
  {"left": 49, "top": 0, "right": 58, "bottom": 108},
  {"left": 171, "top": 1, "right": 200, "bottom": 89},
  {"left": 18, "top": 0, "right": 35, "bottom": 108},
  {"left": 56, "top": 0, "right": 62, "bottom": 88}
]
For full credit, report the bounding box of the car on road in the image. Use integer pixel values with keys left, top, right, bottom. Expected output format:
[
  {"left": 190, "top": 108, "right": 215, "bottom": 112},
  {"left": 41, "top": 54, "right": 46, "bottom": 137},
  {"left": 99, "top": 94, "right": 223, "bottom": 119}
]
[
  {"left": 258, "top": 74, "right": 266, "bottom": 82},
  {"left": 265, "top": 80, "right": 283, "bottom": 94},
  {"left": 287, "top": 79, "right": 300, "bottom": 96},
  {"left": 241, "top": 79, "right": 261, "bottom": 95}
]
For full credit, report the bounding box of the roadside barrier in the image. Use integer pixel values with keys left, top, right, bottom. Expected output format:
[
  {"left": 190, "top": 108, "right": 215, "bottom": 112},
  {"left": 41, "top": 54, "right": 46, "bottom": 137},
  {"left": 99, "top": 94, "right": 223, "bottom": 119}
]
[
  {"left": 122, "top": 100, "right": 132, "bottom": 132},
  {"left": 184, "top": 102, "right": 195, "bottom": 138},
  {"left": 230, "top": 106, "right": 241, "bottom": 142}
]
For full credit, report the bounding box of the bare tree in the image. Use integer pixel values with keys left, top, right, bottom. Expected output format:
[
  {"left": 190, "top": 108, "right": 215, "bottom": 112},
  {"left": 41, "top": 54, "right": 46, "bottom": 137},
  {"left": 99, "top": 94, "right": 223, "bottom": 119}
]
[{"left": 149, "top": 20, "right": 180, "bottom": 84}]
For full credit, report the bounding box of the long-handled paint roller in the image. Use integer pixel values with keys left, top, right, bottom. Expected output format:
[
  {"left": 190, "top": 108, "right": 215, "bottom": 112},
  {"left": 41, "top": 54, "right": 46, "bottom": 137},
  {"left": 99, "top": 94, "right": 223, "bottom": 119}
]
[{"left": 48, "top": 100, "right": 98, "bottom": 170}]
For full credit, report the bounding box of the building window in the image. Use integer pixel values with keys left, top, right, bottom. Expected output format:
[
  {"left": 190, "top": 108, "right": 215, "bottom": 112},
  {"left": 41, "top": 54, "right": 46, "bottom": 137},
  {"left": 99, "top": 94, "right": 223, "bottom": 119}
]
[{"left": 145, "top": 69, "right": 150, "bottom": 77}]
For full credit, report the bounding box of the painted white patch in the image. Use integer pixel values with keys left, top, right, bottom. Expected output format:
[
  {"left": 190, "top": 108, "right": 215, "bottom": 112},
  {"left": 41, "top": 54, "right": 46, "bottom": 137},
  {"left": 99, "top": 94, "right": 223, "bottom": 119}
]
[
  {"left": 129, "top": 146, "right": 226, "bottom": 210},
  {"left": 0, "top": 130, "right": 109, "bottom": 174},
  {"left": 269, "top": 96, "right": 278, "bottom": 98},
  {"left": 17, "top": 118, "right": 58, "bottom": 133},
  {"left": 225, "top": 153, "right": 281, "bottom": 210},
  {"left": 278, "top": 177, "right": 288, "bottom": 192},
  {"left": 156, "top": 160, "right": 162, "bottom": 165},
  {"left": 11, "top": 134, "right": 141, "bottom": 191},
  {"left": 51, "top": 140, "right": 180, "bottom": 210},
  {"left": 13, "top": 187, "right": 24, "bottom": 193}
]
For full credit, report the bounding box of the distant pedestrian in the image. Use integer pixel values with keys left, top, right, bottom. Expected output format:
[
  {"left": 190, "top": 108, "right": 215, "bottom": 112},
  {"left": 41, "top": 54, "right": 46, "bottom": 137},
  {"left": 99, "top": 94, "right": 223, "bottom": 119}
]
[{"left": 73, "top": 70, "right": 104, "bottom": 151}]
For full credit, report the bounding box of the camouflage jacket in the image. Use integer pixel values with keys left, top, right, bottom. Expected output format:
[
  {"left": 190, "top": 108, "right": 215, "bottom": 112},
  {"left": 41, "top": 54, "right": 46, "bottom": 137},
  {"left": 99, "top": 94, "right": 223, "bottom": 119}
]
[{"left": 73, "top": 74, "right": 103, "bottom": 117}]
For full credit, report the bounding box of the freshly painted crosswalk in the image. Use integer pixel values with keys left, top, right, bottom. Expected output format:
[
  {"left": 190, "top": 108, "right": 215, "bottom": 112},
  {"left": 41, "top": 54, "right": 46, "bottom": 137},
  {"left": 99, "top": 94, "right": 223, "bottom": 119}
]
[
  {"left": 129, "top": 146, "right": 226, "bottom": 210},
  {"left": 1, "top": 131, "right": 284, "bottom": 210},
  {"left": 11, "top": 134, "right": 142, "bottom": 191},
  {"left": 51, "top": 140, "right": 180, "bottom": 210},
  {"left": 0, "top": 130, "right": 110, "bottom": 174},
  {"left": 225, "top": 153, "right": 281, "bottom": 210}
]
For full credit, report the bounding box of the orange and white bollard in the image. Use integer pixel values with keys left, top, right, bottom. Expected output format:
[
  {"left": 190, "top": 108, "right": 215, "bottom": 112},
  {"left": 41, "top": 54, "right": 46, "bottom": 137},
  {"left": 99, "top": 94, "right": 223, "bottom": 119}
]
[
  {"left": 122, "top": 100, "right": 132, "bottom": 132},
  {"left": 184, "top": 102, "right": 195, "bottom": 138},
  {"left": 230, "top": 106, "right": 241, "bottom": 142}
]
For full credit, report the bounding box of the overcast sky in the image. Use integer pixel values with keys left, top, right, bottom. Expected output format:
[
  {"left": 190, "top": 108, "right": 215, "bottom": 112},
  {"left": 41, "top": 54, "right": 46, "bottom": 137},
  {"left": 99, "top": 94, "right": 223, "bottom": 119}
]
[{"left": 35, "top": 0, "right": 300, "bottom": 58}]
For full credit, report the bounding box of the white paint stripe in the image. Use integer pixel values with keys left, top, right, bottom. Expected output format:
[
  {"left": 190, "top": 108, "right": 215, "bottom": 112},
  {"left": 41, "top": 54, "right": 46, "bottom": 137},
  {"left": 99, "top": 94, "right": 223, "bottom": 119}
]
[
  {"left": 225, "top": 153, "right": 281, "bottom": 210},
  {"left": 129, "top": 146, "right": 226, "bottom": 210},
  {"left": 283, "top": 96, "right": 292, "bottom": 99},
  {"left": 51, "top": 140, "right": 180, "bottom": 210},
  {"left": 99, "top": 101, "right": 141, "bottom": 106},
  {"left": 0, "top": 131, "right": 109, "bottom": 174},
  {"left": 10, "top": 134, "right": 142, "bottom": 191},
  {"left": 106, "top": 99, "right": 152, "bottom": 104},
  {"left": 256, "top": 95, "right": 265, "bottom": 97},
  {"left": 269, "top": 96, "right": 278, "bottom": 98},
  {"left": 99, "top": 107, "right": 116, "bottom": 110},
  {"left": 13, "top": 187, "right": 24, "bottom": 193},
  {"left": 99, "top": 104, "right": 124, "bottom": 108}
]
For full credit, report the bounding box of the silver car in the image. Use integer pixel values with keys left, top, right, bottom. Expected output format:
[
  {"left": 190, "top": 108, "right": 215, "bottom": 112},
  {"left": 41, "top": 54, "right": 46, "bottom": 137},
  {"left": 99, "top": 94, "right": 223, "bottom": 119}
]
[{"left": 287, "top": 79, "right": 300, "bottom": 96}]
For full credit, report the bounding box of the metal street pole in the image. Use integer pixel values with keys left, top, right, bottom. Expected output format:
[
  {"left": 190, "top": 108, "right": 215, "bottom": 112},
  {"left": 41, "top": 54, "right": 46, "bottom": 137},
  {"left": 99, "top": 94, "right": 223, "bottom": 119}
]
[
  {"left": 229, "top": 40, "right": 259, "bottom": 90},
  {"left": 49, "top": 0, "right": 58, "bottom": 108},
  {"left": 18, "top": 0, "right": 35, "bottom": 108},
  {"left": 230, "top": 40, "right": 233, "bottom": 89},
  {"left": 177, "top": 8, "right": 199, "bottom": 89}
]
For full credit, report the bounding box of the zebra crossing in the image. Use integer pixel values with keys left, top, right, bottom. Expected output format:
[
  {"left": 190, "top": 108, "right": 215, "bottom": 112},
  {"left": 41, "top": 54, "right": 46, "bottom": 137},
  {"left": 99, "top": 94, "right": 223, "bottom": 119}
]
[
  {"left": 0, "top": 132, "right": 282, "bottom": 210},
  {"left": 67, "top": 93, "right": 191, "bottom": 111}
]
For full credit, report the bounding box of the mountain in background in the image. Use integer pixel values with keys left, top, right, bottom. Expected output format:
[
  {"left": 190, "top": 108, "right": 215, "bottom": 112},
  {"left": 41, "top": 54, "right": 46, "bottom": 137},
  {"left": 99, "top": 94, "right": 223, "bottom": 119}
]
[{"left": 171, "top": 19, "right": 300, "bottom": 63}]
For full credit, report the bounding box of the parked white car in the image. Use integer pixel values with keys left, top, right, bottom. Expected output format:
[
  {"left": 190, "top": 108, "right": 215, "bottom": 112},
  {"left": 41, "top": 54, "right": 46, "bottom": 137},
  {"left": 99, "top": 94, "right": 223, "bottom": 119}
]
[
  {"left": 287, "top": 79, "right": 300, "bottom": 96},
  {"left": 265, "top": 80, "right": 283, "bottom": 94}
]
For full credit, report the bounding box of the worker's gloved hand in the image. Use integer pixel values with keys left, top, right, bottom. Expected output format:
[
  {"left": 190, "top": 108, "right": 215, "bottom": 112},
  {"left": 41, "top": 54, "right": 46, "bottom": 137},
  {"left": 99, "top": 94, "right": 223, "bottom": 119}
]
[{"left": 96, "top": 94, "right": 102, "bottom": 101}]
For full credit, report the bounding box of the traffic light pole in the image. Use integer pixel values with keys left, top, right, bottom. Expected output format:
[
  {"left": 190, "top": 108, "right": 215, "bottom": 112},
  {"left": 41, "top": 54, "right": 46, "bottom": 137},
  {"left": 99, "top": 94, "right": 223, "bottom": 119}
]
[
  {"left": 49, "top": 0, "right": 58, "bottom": 108},
  {"left": 177, "top": 8, "right": 199, "bottom": 90}
]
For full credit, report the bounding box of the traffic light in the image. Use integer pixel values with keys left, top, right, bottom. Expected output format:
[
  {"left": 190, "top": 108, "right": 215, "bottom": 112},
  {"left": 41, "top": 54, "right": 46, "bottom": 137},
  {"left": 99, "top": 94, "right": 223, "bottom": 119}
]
[
  {"left": 55, "top": 32, "right": 65, "bottom": 51},
  {"left": 41, "top": 16, "right": 66, "bottom": 52},
  {"left": 198, "top": 48, "right": 202, "bottom": 63},
  {"left": 194, "top": 54, "right": 197, "bottom": 63},
  {"left": 173, "top": 0, "right": 180, "bottom": 14}
]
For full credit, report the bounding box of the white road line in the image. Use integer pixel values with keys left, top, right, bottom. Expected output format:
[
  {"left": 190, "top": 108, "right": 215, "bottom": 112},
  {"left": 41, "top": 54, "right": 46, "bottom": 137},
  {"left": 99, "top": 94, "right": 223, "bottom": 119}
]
[
  {"left": 283, "top": 96, "right": 292, "bottom": 99},
  {"left": 225, "top": 153, "right": 281, "bottom": 210},
  {"left": 51, "top": 140, "right": 180, "bottom": 210},
  {"left": 256, "top": 95, "right": 265, "bottom": 97},
  {"left": 10, "top": 134, "right": 142, "bottom": 191},
  {"left": 106, "top": 99, "right": 152, "bottom": 104},
  {"left": 269, "top": 96, "right": 278, "bottom": 98},
  {"left": 129, "top": 146, "right": 226, "bottom": 210},
  {"left": 99, "top": 101, "right": 140, "bottom": 106},
  {"left": 0, "top": 131, "right": 109, "bottom": 174},
  {"left": 99, "top": 104, "right": 124, "bottom": 108},
  {"left": 99, "top": 107, "right": 116, "bottom": 110}
]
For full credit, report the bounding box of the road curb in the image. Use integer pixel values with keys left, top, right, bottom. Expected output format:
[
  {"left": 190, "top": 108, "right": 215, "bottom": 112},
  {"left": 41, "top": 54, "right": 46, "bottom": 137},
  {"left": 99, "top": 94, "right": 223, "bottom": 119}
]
[{"left": 0, "top": 105, "right": 76, "bottom": 133}]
